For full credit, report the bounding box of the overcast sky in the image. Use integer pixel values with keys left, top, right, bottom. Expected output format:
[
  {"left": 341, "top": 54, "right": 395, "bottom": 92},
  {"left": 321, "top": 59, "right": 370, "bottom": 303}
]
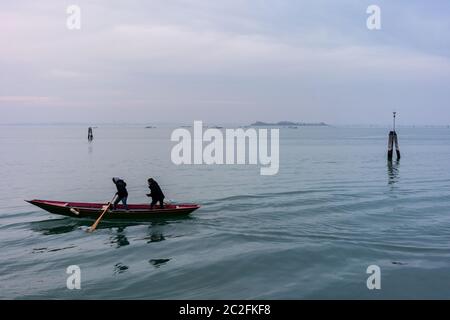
[{"left": 1, "top": 0, "right": 449, "bottom": 125}]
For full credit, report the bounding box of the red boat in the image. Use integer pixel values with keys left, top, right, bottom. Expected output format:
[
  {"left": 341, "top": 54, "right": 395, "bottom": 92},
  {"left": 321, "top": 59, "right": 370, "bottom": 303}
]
[{"left": 26, "top": 199, "right": 200, "bottom": 220}]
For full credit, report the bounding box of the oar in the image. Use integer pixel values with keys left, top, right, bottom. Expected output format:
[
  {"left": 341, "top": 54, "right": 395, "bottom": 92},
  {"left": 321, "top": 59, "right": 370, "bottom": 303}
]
[{"left": 88, "top": 194, "right": 117, "bottom": 233}]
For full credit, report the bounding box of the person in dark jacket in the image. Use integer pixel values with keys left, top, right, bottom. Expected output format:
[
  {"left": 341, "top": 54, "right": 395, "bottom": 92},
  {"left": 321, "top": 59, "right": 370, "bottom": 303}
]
[
  {"left": 146, "top": 178, "right": 165, "bottom": 209},
  {"left": 112, "top": 177, "right": 129, "bottom": 210}
]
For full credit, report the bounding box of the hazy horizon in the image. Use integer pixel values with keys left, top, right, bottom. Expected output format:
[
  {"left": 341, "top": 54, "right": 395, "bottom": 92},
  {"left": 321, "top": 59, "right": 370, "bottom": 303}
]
[
  {"left": 1, "top": 121, "right": 448, "bottom": 128},
  {"left": 1, "top": 1, "right": 449, "bottom": 125}
]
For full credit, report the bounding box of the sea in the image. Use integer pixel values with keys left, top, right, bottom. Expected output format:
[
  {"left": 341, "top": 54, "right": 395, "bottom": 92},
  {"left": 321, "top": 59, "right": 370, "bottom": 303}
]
[{"left": 1, "top": 125, "right": 449, "bottom": 299}]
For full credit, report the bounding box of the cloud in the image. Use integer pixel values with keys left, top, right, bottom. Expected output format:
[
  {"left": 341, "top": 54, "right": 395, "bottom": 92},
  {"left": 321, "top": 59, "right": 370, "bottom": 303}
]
[
  {"left": 51, "top": 21, "right": 450, "bottom": 78},
  {"left": 0, "top": 1, "right": 449, "bottom": 124},
  {"left": 0, "top": 96, "right": 58, "bottom": 103},
  {"left": 47, "top": 69, "right": 88, "bottom": 79}
]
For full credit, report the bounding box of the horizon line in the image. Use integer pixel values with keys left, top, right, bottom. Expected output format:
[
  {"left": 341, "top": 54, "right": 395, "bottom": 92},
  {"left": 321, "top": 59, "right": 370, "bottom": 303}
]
[{"left": 1, "top": 122, "right": 449, "bottom": 128}]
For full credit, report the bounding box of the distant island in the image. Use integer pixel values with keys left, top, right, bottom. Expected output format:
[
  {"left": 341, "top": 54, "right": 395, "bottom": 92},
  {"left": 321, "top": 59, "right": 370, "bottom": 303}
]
[{"left": 251, "top": 121, "right": 328, "bottom": 127}]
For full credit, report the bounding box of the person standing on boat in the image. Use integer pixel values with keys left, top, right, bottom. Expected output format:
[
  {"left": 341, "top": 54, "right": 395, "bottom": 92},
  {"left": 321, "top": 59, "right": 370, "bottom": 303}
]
[
  {"left": 146, "top": 178, "right": 165, "bottom": 209},
  {"left": 112, "top": 177, "right": 129, "bottom": 210}
]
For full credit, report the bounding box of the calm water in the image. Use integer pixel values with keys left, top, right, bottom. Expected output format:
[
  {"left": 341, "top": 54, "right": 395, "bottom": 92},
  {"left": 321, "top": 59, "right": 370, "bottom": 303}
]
[{"left": 1, "top": 125, "right": 450, "bottom": 299}]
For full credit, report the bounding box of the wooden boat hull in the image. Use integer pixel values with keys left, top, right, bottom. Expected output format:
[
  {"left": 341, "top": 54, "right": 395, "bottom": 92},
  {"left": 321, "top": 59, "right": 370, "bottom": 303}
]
[{"left": 26, "top": 199, "right": 200, "bottom": 220}]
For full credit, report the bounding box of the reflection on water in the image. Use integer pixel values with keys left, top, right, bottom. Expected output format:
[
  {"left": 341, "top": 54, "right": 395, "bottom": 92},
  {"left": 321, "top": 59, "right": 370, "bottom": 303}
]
[
  {"left": 149, "top": 259, "right": 171, "bottom": 268},
  {"left": 30, "top": 218, "right": 140, "bottom": 235},
  {"left": 30, "top": 218, "right": 84, "bottom": 235},
  {"left": 110, "top": 227, "right": 130, "bottom": 248},
  {"left": 114, "top": 263, "right": 129, "bottom": 274},
  {"left": 32, "top": 245, "right": 76, "bottom": 254},
  {"left": 145, "top": 233, "right": 165, "bottom": 243},
  {"left": 30, "top": 214, "right": 194, "bottom": 237},
  {"left": 387, "top": 160, "right": 400, "bottom": 185},
  {"left": 143, "top": 224, "right": 166, "bottom": 243},
  {"left": 30, "top": 216, "right": 193, "bottom": 253}
]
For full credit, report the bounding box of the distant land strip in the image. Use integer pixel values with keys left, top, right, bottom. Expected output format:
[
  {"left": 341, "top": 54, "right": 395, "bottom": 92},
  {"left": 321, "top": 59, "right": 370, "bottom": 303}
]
[{"left": 251, "top": 121, "right": 328, "bottom": 127}]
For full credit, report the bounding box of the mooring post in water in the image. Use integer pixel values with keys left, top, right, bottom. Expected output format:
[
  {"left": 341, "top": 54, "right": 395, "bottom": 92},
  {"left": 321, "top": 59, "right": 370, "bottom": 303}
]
[
  {"left": 387, "top": 131, "right": 394, "bottom": 161},
  {"left": 88, "top": 127, "right": 94, "bottom": 141},
  {"left": 387, "top": 112, "right": 400, "bottom": 161},
  {"left": 394, "top": 131, "right": 400, "bottom": 160}
]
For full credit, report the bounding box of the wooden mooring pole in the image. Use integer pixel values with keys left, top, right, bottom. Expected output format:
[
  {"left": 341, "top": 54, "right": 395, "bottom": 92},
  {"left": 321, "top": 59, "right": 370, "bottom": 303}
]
[
  {"left": 88, "top": 127, "right": 94, "bottom": 141},
  {"left": 387, "top": 112, "right": 400, "bottom": 161}
]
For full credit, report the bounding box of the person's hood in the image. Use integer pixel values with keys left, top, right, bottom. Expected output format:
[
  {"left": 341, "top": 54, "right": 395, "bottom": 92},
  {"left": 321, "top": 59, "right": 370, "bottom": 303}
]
[{"left": 112, "top": 177, "right": 121, "bottom": 184}]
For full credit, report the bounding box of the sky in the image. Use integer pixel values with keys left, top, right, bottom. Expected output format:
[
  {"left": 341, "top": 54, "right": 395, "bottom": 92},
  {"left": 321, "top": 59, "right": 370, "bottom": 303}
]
[{"left": 0, "top": 0, "right": 449, "bottom": 125}]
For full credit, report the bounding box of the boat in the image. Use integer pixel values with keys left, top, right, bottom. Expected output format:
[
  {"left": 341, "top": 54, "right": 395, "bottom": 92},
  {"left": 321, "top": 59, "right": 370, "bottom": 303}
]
[{"left": 26, "top": 199, "right": 200, "bottom": 220}]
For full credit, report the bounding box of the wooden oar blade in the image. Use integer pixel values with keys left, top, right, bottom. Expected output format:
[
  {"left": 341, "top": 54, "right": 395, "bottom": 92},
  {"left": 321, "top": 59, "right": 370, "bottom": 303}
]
[{"left": 87, "top": 195, "right": 116, "bottom": 233}]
